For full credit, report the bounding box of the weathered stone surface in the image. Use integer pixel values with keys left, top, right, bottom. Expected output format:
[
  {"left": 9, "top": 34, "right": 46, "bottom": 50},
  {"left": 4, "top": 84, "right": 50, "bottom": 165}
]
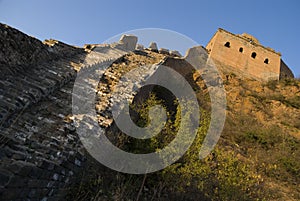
[
  {"left": 159, "top": 48, "right": 169, "bottom": 54},
  {"left": 0, "top": 23, "right": 55, "bottom": 77},
  {"left": 170, "top": 50, "right": 182, "bottom": 57},
  {"left": 0, "top": 25, "right": 138, "bottom": 201},
  {"left": 95, "top": 50, "right": 165, "bottom": 131},
  {"left": 206, "top": 28, "right": 294, "bottom": 81},
  {"left": 135, "top": 44, "right": 144, "bottom": 50},
  {"left": 0, "top": 170, "right": 12, "bottom": 186},
  {"left": 148, "top": 42, "right": 158, "bottom": 51},
  {"left": 118, "top": 34, "right": 138, "bottom": 51}
]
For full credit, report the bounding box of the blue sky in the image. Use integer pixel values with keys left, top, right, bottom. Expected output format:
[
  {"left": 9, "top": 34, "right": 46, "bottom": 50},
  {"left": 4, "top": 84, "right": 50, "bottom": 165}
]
[{"left": 0, "top": 0, "right": 299, "bottom": 76}]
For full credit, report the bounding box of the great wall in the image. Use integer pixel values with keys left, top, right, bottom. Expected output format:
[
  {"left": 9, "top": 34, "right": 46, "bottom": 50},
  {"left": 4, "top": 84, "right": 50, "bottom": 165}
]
[
  {"left": 0, "top": 23, "right": 296, "bottom": 200},
  {"left": 0, "top": 23, "right": 190, "bottom": 200}
]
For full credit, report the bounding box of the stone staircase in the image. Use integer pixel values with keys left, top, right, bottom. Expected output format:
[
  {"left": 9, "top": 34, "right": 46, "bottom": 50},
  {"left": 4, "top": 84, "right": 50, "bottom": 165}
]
[
  {"left": 0, "top": 24, "right": 201, "bottom": 200},
  {"left": 0, "top": 32, "right": 139, "bottom": 200}
]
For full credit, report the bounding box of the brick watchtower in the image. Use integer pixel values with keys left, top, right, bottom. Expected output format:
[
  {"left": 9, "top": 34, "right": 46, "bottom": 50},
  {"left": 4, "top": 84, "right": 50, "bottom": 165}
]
[{"left": 206, "top": 28, "right": 294, "bottom": 81}]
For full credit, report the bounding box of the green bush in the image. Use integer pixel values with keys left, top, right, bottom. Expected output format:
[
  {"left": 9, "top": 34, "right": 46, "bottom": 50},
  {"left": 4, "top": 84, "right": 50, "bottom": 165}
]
[
  {"left": 71, "top": 84, "right": 300, "bottom": 200},
  {"left": 265, "top": 80, "right": 278, "bottom": 90},
  {"left": 244, "top": 128, "right": 282, "bottom": 149},
  {"left": 280, "top": 157, "right": 300, "bottom": 178}
]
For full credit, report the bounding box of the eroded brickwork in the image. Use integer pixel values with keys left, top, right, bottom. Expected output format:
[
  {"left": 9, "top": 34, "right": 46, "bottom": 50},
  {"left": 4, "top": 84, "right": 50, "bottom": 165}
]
[{"left": 0, "top": 23, "right": 139, "bottom": 200}]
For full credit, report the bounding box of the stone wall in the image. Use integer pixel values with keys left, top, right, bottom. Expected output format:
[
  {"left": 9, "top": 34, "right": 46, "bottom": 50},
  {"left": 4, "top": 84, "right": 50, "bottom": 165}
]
[
  {"left": 0, "top": 23, "right": 59, "bottom": 77},
  {"left": 0, "top": 24, "right": 138, "bottom": 200},
  {"left": 280, "top": 60, "right": 294, "bottom": 79},
  {"left": 0, "top": 23, "right": 296, "bottom": 200},
  {"left": 0, "top": 38, "right": 88, "bottom": 200}
]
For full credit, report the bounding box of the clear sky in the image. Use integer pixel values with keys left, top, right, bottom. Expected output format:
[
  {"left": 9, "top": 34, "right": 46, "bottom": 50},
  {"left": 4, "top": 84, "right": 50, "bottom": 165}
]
[{"left": 0, "top": 0, "right": 299, "bottom": 77}]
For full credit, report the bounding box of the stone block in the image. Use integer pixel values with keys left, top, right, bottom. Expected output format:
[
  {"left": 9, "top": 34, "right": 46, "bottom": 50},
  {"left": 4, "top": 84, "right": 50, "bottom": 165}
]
[
  {"left": 135, "top": 44, "right": 144, "bottom": 50},
  {"left": 1, "top": 187, "right": 23, "bottom": 200},
  {"left": 6, "top": 175, "right": 27, "bottom": 187},
  {"left": 9, "top": 161, "right": 33, "bottom": 176},
  {"left": 170, "top": 50, "right": 182, "bottom": 57},
  {"left": 28, "top": 167, "right": 44, "bottom": 179},
  {"left": 148, "top": 42, "right": 158, "bottom": 51},
  {"left": 118, "top": 35, "right": 138, "bottom": 51},
  {"left": 159, "top": 48, "right": 169, "bottom": 54},
  {"left": 0, "top": 169, "right": 12, "bottom": 186}
]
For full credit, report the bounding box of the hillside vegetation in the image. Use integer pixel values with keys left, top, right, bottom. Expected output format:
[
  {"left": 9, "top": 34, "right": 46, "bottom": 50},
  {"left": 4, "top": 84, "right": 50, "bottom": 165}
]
[{"left": 70, "top": 52, "right": 300, "bottom": 201}]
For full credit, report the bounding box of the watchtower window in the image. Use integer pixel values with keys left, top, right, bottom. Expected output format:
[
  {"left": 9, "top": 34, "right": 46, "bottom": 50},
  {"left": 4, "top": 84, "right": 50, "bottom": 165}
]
[
  {"left": 239, "top": 47, "right": 243, "bottom": 53},
  {"left": 264, "top": 58, "right": 269, "bottom": 64},
  {"left": 224, "top": 42, "right": 230, "bottom": 48},
  {"left": 251, "top": 52, "right": 257, "bottom": 59}
]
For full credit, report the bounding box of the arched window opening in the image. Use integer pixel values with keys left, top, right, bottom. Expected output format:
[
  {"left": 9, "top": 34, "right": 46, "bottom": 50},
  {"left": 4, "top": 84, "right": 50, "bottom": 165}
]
[
  {"left": 264, "top": 58, "right": 269, "bottom": 64},
  {"left": 239, "top": 47, "right": 243, "bottom": 53},
  {"left": 251, "top": 52, "right": 257, "bottom": 59},
  {"left": 224, "top": 42, "right": 230, "bottom": 48}
]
